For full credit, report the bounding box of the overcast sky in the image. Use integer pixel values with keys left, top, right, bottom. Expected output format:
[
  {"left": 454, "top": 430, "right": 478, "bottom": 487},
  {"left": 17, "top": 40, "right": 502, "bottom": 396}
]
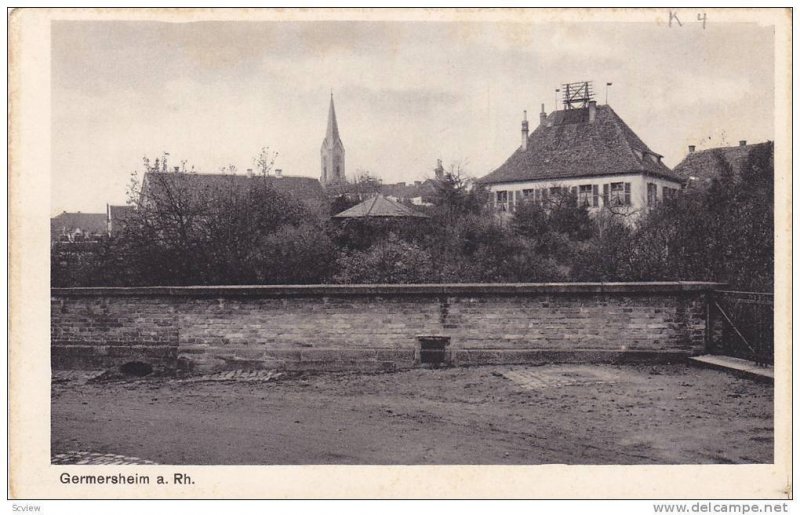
[{"left": 51, "top": 19, "right": 775, "bottom": 214}]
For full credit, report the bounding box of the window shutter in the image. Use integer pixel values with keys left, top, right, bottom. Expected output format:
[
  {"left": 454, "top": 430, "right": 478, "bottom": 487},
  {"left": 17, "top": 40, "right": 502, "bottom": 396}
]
[
  {"left": 602, "top": 184, "right": 609, "bottom": 206},
  {"left": 624, "top": 183, "right": 631, "bottom": 205},
  {"left": 592, "top": 185, "right": 599, "bottom": 207}
]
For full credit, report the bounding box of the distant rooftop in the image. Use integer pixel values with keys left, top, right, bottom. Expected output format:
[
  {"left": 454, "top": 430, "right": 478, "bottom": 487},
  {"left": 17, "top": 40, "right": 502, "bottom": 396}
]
[{"left": 673, "top": 141, "right": 773, "bottom": 186}]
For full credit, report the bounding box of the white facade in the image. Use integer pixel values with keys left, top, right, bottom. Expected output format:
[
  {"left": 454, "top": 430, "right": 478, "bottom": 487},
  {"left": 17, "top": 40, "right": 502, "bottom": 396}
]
[{"left": 484, "top": 173, "right": 682, "bottom": 218}]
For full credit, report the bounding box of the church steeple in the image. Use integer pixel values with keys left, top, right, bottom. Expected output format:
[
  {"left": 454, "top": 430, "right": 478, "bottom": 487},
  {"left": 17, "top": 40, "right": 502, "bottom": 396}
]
[{"left": 321, "top": 93, "right": 345, "bottom": 186}]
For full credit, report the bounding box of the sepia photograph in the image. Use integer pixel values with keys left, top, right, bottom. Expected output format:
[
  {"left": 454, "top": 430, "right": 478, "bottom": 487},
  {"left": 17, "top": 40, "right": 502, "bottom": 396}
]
[{"left": 8, "top": 6, "right": 792, "bottom": 500}]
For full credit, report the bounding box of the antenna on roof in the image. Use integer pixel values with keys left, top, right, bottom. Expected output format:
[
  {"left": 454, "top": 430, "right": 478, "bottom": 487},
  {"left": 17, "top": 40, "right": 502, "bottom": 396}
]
[{"left": 562, "top": 81, "right": 594, "bottom": 109}]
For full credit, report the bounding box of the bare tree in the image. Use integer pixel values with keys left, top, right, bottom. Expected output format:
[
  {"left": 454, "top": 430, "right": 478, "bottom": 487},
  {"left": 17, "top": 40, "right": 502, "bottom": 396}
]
[{"left": 253, "top": 146, "right": 278, "bottom": 176}]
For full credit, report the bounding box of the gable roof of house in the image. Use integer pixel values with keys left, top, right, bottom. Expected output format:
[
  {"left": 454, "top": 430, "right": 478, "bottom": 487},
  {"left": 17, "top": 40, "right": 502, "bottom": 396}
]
[
  {"left": 141, "top": 172, "right": 327, "bottom": 210},
  {"left": 476, "top": 105, "right": 683, "bottom": 185},
  {"left": 672, "top": 141, "right": 773, "bottom": 187},
  {"left": 333, "top": 194, "right": 429, "bottom": 218},
  {"left": 50, "top": 212, "right": 107, "bottom": 236}
]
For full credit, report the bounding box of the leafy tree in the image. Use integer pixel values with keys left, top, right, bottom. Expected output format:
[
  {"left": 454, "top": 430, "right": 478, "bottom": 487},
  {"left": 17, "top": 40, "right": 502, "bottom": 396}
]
[{"left": 100, "top": 154, "right": 328, "bottom": 285}]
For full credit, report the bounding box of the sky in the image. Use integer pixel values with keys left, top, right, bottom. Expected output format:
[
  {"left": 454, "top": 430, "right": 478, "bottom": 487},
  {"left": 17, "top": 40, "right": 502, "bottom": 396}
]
[{"left": 51, "top": 18, "right": 775, "bottom": 214}]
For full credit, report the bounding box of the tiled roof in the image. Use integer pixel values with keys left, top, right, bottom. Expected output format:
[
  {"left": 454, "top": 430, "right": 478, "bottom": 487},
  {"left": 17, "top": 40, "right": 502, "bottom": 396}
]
[
  {"left": 141, "top": 172, "right": 327, "bottom": 211},
  {"left": 672, "top": 142, "right": 773, "bottom": 186},
  {"left": 333, "top": 194, "right": 429, "bottom": 218},
  {"left": 50, "top": 212, "right": 107, "bottom": 236},
  {"left": 477, "top": 105, "right": 683, "bottom": 185}
]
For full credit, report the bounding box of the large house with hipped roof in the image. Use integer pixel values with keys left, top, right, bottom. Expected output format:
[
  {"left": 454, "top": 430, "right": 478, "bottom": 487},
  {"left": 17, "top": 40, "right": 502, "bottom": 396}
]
[{"left": 476, "top": 93, "right": 684, "bottom": 217}]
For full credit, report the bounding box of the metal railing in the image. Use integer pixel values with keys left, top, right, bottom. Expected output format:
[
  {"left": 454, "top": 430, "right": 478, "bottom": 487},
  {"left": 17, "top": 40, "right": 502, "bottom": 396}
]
[{"left": 710, "top": 290, "right": 774, "bottom": 366}]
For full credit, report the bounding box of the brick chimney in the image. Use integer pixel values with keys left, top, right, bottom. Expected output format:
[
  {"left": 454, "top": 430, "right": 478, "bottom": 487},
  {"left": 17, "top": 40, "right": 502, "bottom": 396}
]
[
  {"left": 539, "top": 103, "right": 546, "bottom": 126},
  {"left": 688, "top": 145, "right": 696, "bottom": 154},
  {"left": 274, "top": 168, "right": 283, "bottom": 178},
  {"left": 588, "top": 100, "right": 597, "bottom": 123},
  {"left": 739, "top": 140, "right": 747, "bottom": 147},
  {"left": 246, "top": 168, "right": 254, "bottom": 177},
  {"left": 521, "top": 110, "right": 529, "bottom": 151}
]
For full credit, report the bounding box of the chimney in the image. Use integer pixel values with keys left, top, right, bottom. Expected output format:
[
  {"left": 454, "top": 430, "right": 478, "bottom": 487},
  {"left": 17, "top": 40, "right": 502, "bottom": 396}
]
[
  {"left": 739, "top": 140, "right": 747, "bottom": 147},
  {"left": 434, "top": 159, "right": 444, "bottom": 180},
  {"left": 274, "top": 168, "right": 283, "bottom": 178},
  {"left": 246, "top": 168, "right": 254, "bottom": 177},
  {"left": 688, "top": 145, "right": 696, "bottom": 154},
  {"left": 588, "top": 100, "right": 597, "bottom": 123},
  {"left": 173, "top": 166, "right": 180, "bottom": 173},
  {"left": 521, "top": 110, "right": 529, "bottom": 151},
  {"left": 539, "top": 103, "right": 547, "bottom": 126}
]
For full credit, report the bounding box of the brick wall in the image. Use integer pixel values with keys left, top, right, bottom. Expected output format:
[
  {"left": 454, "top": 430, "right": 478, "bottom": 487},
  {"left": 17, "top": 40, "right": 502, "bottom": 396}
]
[{"left": 50, "top": 282, "right": 722, "bottom": 373}]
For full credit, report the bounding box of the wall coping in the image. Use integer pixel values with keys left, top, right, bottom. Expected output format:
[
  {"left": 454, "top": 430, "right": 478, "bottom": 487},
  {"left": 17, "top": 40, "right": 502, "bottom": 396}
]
[{"left": 51, "top": 282, "right": 727, "bottom": 297}]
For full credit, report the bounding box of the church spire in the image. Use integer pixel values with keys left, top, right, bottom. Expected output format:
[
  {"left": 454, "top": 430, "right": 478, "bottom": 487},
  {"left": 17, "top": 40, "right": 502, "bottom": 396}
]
[
  {"left": 321, "top": 92, "right": 345, "bottom": 186},
  {"left": 325, "top": 93, "right": 342, "bottom": 146}
]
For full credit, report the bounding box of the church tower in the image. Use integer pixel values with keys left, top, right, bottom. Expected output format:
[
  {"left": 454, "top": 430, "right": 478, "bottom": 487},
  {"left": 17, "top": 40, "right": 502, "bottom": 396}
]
[{"left": 321, "top": 93, "right": 345, "bottom": 186}]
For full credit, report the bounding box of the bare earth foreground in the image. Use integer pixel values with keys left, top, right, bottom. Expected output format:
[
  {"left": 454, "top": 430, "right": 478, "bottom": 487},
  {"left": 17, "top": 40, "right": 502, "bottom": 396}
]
[{"left": 52, "top": 364, "right": 773, "bottom": 465}]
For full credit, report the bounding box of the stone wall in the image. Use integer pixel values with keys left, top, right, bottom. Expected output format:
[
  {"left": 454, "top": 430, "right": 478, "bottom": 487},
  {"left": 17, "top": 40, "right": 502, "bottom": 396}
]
[{"left": 50, "top": 282, "right": 723, "bottom": 373}]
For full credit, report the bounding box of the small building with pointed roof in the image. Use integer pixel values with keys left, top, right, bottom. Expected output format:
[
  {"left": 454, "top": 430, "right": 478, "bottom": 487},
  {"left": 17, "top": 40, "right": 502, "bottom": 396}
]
[
  {"left": 333, "top": 194, "right": 429, "bottom": 219},
  {"left": 476, "top": 97, "right": 684, "bottom": 215}
]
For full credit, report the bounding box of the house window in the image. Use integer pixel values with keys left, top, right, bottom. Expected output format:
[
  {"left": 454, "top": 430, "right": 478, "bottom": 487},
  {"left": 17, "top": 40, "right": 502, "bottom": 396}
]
[
  {"left": 647, "top": 183, "right": 658, "bottom": 206},
  {"left": 592, "top": 185, "right": 599, "bottom": 207},
  {"left": 606, "top": 182, "right": 631, "bottom": 207},
  {"left": 496, "top": 190, "right": 508, "bottom": 211},
  {"left": 522, "top": 189, "right": 534, "bottom": 199},
  {"left": 663, "top": 187, "right": 678, "bottom": 201},
  {"left": 578, "top": 185, "right": 593, "bottom": 207}
]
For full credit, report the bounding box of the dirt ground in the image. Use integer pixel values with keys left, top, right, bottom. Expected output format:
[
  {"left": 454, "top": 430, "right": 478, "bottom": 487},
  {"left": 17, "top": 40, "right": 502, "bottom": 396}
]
[{"left": 51, "top": 364, "right": 773, "bottom": 465}]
